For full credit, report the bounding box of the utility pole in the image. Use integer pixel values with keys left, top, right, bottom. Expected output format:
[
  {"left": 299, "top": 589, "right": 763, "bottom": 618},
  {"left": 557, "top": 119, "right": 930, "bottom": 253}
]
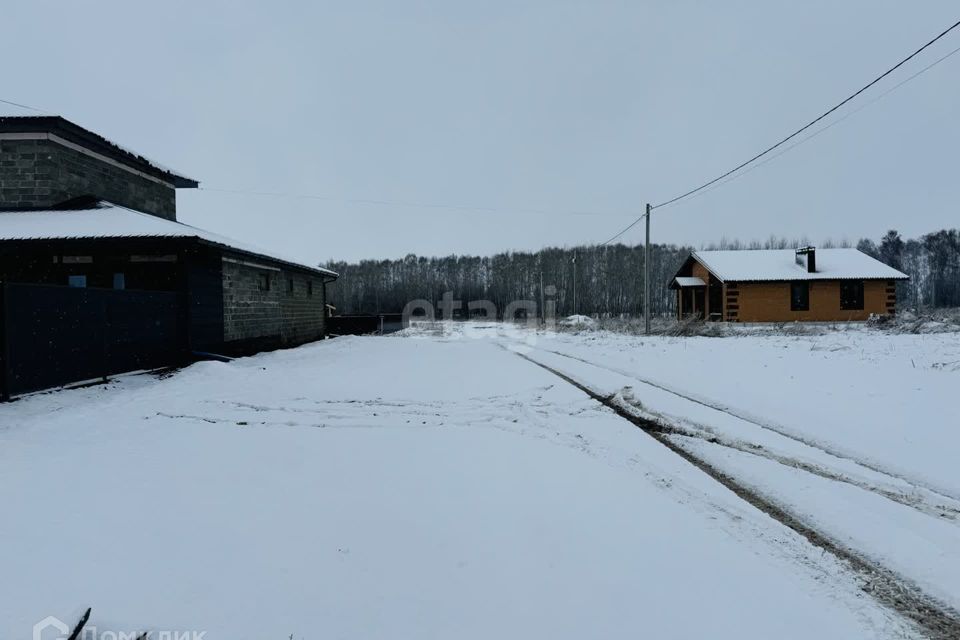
[
  {"left": 540, "top": 270, "right": 545, "bottom": 326},
  {"left": 572, "top": 251, "right": 578, "bottom": 316},
  {"left": 644, "top": 203, "right": 651, "bottom": 335}
]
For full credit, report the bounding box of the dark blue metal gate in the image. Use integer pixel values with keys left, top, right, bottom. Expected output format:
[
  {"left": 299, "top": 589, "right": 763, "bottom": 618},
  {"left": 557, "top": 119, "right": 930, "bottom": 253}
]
[{"left": 0, "top": 283, "right": 183, "bottom": 398}]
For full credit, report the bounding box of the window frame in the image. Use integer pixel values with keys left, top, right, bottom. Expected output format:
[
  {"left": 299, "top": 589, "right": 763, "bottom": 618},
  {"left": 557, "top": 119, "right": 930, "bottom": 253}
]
[
  {"left": 840, "top": 280, "right": 865, "bottom": 311},
  {"left": 257, "top": 273, "right": 271, "bottom": 292},
  {"left": 790, "top": 281, "right": 809, "bottom": 311},
  {"left": 67, "top": 274, "right": 87, "bottom": 288}
]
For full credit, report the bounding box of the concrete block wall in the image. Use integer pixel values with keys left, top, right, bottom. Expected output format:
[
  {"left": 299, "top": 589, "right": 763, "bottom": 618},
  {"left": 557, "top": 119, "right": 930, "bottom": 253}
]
[
  {"left": 280, "top": 274, "right": 326, "bottom": 345},
  {"left": 222, "top": 257, "right": 326, "bottom": 347},
  {"left": 0, "top": 138, "right": 176, "bottom": 219}
]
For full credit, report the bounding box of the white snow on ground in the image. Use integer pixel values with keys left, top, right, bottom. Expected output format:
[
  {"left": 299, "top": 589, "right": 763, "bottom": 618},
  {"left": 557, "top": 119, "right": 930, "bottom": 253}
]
[
  {"left": 0, "top": 334, "right": 924, "bottom": 639},
  {"left": 560, "top": 314, "right": 596, "bottom": 327},
  {"left": 536, "top": 328, "right": 960, "bottom": 497},
  {"left": 515, "top": 325, "right": 960, "bottom": 611}
]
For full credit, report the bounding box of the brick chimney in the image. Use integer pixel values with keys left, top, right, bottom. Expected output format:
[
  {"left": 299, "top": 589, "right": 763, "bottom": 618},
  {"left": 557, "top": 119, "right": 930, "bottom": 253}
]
[
  {"left": 0, "top": 116, "right": 197, "bottom": 220},
  {"left": 795, "top": 246, "right": 817, "bottom": 273}
]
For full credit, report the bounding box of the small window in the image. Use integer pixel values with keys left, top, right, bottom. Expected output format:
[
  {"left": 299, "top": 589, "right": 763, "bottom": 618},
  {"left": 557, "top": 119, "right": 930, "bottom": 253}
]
[
  {"left": 840, "top": 280, "right": 864, "bottom": 310},
  {"left": 288, "top": 278, "right": 295, "bottom": 294},
  {"left": 67, "top": 275, "right": 87, "bottom": 288},
  {"left": 790, "top": 282, "right": 809, "bottom": 311},
  {"left": 258, "top": 273, "right": 271, "bottom": 291},
  {"left": 307, "top": 280, "right": 314, "bottom": 297},
  {"left": 113, "top": 273, "right": 126, "bottom": 290}
]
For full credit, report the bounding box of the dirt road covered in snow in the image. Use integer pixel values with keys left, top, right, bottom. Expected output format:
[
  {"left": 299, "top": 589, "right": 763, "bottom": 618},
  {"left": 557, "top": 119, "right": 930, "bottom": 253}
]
[{"left": 1, "top": 329, "right": 955, "bottom": 638}]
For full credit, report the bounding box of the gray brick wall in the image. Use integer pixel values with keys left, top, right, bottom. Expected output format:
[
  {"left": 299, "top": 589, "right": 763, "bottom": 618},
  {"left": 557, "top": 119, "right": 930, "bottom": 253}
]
[
  {"left": 0, "top": 138, "right": 176, "bottom": 219},
  {"left": 222, "top": 258, "right": 326, "bottom": 346}
]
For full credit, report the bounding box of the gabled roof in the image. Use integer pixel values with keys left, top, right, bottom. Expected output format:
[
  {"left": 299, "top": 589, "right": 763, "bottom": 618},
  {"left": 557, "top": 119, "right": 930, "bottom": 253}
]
[
  {"left": 0, "top": 115, "right": 198, "bottom": 188},
  {"left": 688, "top": 249, "right": 908, "bottom": 282},
  {"left": 0, "top": 201, "right": 337, "bottom": 278}
]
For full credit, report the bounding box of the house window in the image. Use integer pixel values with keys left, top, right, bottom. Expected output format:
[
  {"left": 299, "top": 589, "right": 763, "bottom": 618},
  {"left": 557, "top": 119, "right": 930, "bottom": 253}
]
[
  {"left": 307, "top": 281, "right": 313, "bottom": 297},
  {"left": 840, "top": 280, "right": 864, "bottom": 310},
  {"left": 62, "top": 255, "right": 93, "bottom": 264},
  {"left": 790, "top": 282, "right": 809, "bottom": 311},
  {"left": 130, "top": 254, "right": 177, "bottom": 263},
  {"left": 113, "top": 273, "right": 126, "bottom": 290},
  {"left": 258, "top": 273, "right": 271, "bottom": 291},
  {"left": 288, "top": 278, "right": 295, "bottom": 294},
  {"left": 67, "top": 275, "right": 87, "bottom": 288}
]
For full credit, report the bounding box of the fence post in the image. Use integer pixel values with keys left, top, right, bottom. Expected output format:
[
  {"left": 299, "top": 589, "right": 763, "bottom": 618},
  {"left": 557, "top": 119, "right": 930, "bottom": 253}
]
[
  {"left": 101, "top": 291, "right": 110, "bottom": 384},
  {"left": 0, "top": 283, "right": 9, "bottom": 402}
]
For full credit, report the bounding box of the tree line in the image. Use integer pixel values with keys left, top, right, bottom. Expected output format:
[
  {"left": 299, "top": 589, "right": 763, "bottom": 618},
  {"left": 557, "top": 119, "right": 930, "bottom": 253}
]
[
  {"left": 323, "top": 227, "right": 960, "bottom": 317},
  {"left": 856, "top": 229, "right": 960, "bottom": 309}
]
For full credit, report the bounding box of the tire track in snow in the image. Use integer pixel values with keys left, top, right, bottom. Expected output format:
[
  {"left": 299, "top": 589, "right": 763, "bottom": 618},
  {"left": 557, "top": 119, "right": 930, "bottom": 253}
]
[
  {"left": 536, "top": 346, "right": 960, "bottom": 508},
  {"left": 509, "top": 349, "right": 960, "bottom": 640},
  {"left": 603, "top": 388, "right": 960, "bottom": 523}
]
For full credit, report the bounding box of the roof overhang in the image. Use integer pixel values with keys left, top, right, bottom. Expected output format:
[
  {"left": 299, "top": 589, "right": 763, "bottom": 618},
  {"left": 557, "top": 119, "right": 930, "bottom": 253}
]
[
  {"left": 0, "top": 201, "right": 338, "bottom": 280},
  {"left": 202, "top": 239, "right": 339, "bottom": 280},
  {"left": 0, "top": 116, "right": 198, "bottom": 188},
  {"left": 671, "top": 276, "right": 706, "bottom": 289}
]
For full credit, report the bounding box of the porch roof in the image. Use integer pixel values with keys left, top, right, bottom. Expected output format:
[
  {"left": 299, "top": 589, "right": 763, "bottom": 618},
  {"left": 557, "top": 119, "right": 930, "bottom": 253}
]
[{"left": 672, "top": 276, "right": 706, "bottom": 288}]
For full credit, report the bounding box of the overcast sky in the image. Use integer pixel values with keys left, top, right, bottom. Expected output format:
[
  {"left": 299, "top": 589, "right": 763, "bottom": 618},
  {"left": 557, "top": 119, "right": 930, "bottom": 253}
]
[{"left": 3, "top": 1, "right": 958, "bottom": 263}]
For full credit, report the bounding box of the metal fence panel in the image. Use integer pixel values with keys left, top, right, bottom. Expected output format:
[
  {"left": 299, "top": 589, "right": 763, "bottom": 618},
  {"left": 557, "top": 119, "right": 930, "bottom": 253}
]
[{"left": 1, "top": 283, "right": 182, "bottom": 397}]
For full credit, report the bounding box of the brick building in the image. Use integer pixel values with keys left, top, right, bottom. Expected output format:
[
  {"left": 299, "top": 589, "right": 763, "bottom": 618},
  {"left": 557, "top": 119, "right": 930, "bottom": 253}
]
[
  {"left": 0, "top": 116, "right": 336, "bottom": 396},
  {"left": 670, "top": 247, "right": 908, "bottom": 322}
]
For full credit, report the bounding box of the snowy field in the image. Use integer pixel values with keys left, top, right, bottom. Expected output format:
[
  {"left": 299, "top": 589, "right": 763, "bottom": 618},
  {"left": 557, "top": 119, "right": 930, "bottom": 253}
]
[
  {"left": 517, "top": 324, "right": 960, "bottom": 615},
  {"left": 2, "top": 324, "right": 958, "bottom": 638}
]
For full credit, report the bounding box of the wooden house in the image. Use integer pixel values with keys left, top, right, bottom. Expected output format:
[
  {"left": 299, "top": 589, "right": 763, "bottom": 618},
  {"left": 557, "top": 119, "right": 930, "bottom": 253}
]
[{"left": 670, "top": 247, "right": 908, "bottom": 322}]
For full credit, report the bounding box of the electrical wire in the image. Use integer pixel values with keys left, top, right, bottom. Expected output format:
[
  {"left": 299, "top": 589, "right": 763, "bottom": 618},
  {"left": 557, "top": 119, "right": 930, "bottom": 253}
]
[
  {"left": 598, "top": 17, "right": 960, "bottom": 247},
  {"left": 198, "top": 186, "right": 633, "bottom": 218},
  {"left": 651, "top": 17, "right": 960, "bottom": 210},
  {"left": 669, "top": 42, "right": 960, "bottom": 208},
  {"left": 0, "top": 98, "right": 50, "bottom": 115},
  {"left": 0, "top": 96, "right": 634, "bottom": 220},
  {"left": 600, "top": 216, "right": 646, "bottom": 246}
]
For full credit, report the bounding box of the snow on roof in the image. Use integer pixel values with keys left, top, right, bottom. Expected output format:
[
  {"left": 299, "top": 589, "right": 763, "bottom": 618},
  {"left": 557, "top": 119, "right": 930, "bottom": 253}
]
[
  {"left": 674, "top": 276, "right": 706, "bottom": 287},
  {"left": 692, "top": 249, "right": 908, "bottom": 282},
  {"left": 0, "top": 202, "right": 337, "bottom": 278}
]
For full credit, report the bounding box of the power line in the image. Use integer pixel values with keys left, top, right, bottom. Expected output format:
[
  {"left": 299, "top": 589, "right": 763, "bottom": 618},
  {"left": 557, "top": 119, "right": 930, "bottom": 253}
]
[
  {"left": 0, "top": 95, "right": 634, "bottom": 220},
  {"left": 651, "top": 17, "right": 960, "bottom": 210},
  {"left": 668, "top": 41, "right": 960, "bottom": 208},
  {"left": 0, "top": 98, "right": 50, "bottom": 115},
  {"left": 599, "top": 16, "right": 960, "bottom": 247},
  {"left": 600, "top": 216, "right": 645, "bottom": 246},
  {"left": 198, "top": 186, "right": 634, "bottom": 219}
]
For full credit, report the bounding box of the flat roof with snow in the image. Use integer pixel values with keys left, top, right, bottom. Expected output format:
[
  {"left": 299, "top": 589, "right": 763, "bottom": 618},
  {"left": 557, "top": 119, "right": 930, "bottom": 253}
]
[
  {"left": 0, "top": 201, "right": 337, "bottom": 278},
  {"left": 691, "top": 249, "right": 908, "bottom": 282}
]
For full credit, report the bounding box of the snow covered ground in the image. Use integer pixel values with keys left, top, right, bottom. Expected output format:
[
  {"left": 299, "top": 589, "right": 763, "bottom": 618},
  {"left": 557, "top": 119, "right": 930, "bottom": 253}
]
[
  {"left": 511, "top": 325, "right": 960, "bottom": 615},
  {"left": 534, "top": 327, "right": 960, "bottom": 497},
  {"left": 1, "top": 326, "right": 956, "bottom": 638}
]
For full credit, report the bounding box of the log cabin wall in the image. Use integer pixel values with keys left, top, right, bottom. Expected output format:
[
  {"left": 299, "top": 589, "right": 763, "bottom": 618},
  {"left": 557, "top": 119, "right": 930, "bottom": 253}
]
[{"left": 733, "top": 279, "right": 891, "bottom": 322}]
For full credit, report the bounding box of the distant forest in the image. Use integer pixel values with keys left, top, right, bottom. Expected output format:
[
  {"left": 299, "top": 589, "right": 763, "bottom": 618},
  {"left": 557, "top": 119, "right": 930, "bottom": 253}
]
[{"left": 323, "top": 228, "right": 960, "bottom": 317}]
